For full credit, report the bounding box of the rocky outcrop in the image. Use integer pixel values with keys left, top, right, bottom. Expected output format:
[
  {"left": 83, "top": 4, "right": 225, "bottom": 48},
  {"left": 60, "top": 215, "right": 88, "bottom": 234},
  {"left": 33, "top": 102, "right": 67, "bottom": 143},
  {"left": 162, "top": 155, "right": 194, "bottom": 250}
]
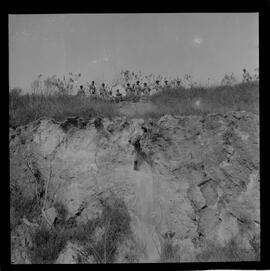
[{"left": 10, "top": 111, "right": 260, "bottom": 263}]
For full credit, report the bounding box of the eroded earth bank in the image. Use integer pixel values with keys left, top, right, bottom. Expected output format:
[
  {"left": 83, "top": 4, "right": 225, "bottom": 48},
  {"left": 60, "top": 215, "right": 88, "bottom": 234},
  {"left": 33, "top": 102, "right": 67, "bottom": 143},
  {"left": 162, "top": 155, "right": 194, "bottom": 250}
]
[{"left": 10, "top": 111, "right": 260, "bottom": 263}]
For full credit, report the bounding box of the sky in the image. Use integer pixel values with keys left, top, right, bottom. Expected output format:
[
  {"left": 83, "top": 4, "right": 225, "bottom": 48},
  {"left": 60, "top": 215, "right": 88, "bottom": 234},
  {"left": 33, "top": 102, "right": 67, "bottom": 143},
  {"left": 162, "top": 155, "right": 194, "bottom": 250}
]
[{"left": 9, "top": 13, "right": 258, "bottom": 90}]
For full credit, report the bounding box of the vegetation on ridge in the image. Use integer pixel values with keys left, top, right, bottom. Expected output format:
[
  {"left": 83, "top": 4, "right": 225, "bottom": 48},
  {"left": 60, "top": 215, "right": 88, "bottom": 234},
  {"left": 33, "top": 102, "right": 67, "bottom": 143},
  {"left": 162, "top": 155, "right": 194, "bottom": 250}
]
[{"left": 9, "top": 80, "right": 259, "bottom": 128}]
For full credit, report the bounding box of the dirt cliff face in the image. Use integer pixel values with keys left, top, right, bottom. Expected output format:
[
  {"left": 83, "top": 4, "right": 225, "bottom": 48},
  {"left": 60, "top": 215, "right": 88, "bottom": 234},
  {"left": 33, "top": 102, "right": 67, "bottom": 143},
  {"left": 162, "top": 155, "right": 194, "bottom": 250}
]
[{"left": 10, "top": 111, "right": 260, "bottom": 263}]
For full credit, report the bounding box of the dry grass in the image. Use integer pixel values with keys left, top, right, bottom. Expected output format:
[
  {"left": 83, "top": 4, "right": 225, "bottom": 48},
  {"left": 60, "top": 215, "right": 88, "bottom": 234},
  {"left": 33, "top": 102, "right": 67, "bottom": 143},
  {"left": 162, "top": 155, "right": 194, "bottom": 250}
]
[
  {"left": 28, "top": 195, "right": 132, "bottom": 264},
  {"left": 9, "top": 81, "right": 259, "bottom": 127},
  {"left": 147, "top": 81, "right": 259, "bottom": 119},
  {"left": 195, "top": 237, "right": 260, "bottom": 262},
  {"left": 9, "top": 94, "right": 120, "bottom": 128}
]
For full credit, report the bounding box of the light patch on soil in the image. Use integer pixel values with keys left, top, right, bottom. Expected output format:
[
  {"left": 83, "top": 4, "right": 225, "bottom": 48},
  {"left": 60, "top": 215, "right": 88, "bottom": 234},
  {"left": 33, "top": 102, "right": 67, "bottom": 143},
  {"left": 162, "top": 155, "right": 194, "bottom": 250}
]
[
  {"left": 118, "top": 101, "right": 158, "bottom": 117},
  {"left": 132, "top": 161, "right": 161, "bottom": 262}
]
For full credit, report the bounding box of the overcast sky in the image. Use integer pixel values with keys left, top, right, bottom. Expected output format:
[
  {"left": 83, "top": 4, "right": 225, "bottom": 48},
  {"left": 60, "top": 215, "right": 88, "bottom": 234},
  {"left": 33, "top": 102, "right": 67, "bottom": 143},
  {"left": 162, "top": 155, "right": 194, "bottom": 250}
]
[{"left": 9, "top": 13, "right": 258, "bottom": 90}]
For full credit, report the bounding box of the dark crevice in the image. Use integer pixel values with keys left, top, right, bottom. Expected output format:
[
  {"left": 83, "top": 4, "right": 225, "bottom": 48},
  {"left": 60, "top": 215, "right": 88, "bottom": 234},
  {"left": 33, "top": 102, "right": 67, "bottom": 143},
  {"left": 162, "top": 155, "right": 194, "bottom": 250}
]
[
  {"left": 39, "top": 190, "right": 45, "bottom": 199},
  {"left": 141, "top": 126, "right": 148, "bottom": 133},
  {"left": 229, "top": 212, "right": 247, "bottom": 225},
  {"left": 162, "top": 231, "right": 175, "bottom": 240},
  {"left": 94, "top": 118, "right": 103, "bottom": 130},
  {"left": 133, "top": 138, "right": 142, "bottom": 153},
  {"left": 60, "top": 117, "right": 79, "bottom": 132},
  {"left": 198, "top": 178, "right": 212, "bottom": 187},
  {"left": 200, "top": 205, "right": 208, "bottom": 211},
  {"left": 133, "top": 160, "right": 138, "bottom": 171},
  {"left": 131, "top": 137, "right": 152, "bottom": 170},
  {"left": 198, "top": 232, "right": 204, "bottom": 237},
  {"left": 60, "top": 117, "right": 88, "bottom": 132}
]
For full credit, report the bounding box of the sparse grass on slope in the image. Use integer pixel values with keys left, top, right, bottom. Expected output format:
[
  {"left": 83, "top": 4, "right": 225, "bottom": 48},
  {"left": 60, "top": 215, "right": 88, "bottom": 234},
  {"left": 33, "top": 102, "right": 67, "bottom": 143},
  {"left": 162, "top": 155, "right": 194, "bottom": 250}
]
[
  {"left": 9, "top": 94, "right": 119, "bottom": 128},
  {"left": 146, "top": 81, "right": 259, "bottom": 119},
  {"left": 29, "top": 196, "right": 131, "bottom": 264},
  {"left": 9, "top": 81, "right": 259, "bottom": 127},
  {"left": 195, "top": 237, "right": 260, "bottom": 262}
]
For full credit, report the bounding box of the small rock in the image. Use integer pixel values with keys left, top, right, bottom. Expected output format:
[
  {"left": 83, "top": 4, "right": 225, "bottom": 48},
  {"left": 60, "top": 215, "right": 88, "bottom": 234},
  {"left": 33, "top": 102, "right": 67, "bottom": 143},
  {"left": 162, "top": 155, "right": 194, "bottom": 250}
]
[
  {"left": 200, "top": 183, "right": 218, "bottom": 206},
  {"left": 92, "top": 226, "right": 105, "bottom": 243},
  {"left": 45, "top": 207, "right": 58, "bottom": 225},
  {"left": 55, "top": 242, "right": 82, "bottom": 264},
  {"left": 187, "top": 185, "right": 206, "bottom": 210}
]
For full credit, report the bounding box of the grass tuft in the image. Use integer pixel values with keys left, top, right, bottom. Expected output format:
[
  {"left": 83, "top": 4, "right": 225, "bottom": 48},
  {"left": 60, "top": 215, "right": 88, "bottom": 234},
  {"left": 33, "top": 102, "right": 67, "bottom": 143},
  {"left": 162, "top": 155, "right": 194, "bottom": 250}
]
[
  {"left": 196, "top": 237, "right": 260, "bottom": 262},
  {"left": 28, "top": 195, "right": 131, "bottom": 263}
]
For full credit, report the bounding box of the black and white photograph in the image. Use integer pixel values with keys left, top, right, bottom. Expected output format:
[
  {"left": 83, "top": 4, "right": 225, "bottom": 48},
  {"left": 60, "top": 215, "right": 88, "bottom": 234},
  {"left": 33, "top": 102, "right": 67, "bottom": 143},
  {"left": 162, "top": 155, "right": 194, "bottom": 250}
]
[{"left": 9, "top": 13, "right": 260, "bottom": 264}]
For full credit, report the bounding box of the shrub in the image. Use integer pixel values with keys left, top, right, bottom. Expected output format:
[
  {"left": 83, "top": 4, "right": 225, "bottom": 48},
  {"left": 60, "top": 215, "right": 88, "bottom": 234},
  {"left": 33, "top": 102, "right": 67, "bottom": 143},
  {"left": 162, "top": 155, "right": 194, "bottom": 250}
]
[
  {"left": 53, "top": 201, "right": 68, "bottom": 225},
  {"left": 98, "top": 197, "right": 132, "bottom": 262},
  {"left": 196, "top": 237, "right": 259, "bottom": 262},
  {"left": 72, "top": 219, "right": 100, "bottom": 243},
  {"left": 221, "top": 73, "right": 237, "bottom": 86},
  {"left": 159, "top": 236, "right": 180, "bottom": 263},
  {"left": 10, "top": 183, "right": 41, "bottom": 230},
  {"left": 79, "top": 196, "right": 132, "bottom": 263},
  {"left": 161, "top": 242, "right": 175, "bottom": 262},
  {"left": 28, "top": 195, "right": 131, "bottom": 263},
  {"left": 249, "top": 234, "right": 260, "bottom": 261},
  {"left": 30, "top": 226, "right": 69, "bottom": 264}
]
